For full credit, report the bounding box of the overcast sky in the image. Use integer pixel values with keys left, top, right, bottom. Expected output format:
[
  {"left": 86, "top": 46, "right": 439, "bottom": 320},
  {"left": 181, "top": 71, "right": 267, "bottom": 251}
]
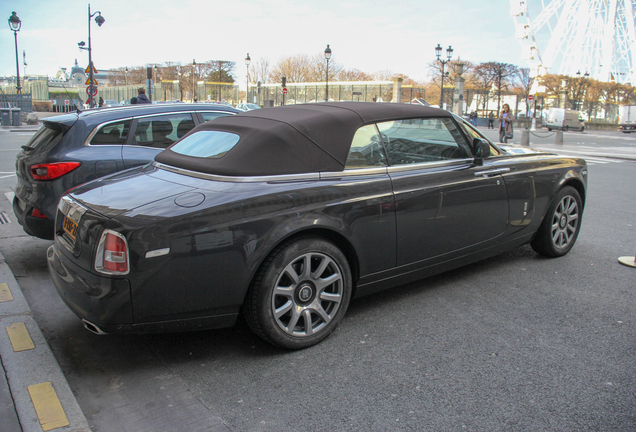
[{"left": 1, "top": 0, "right": 530, "bottom": 87}]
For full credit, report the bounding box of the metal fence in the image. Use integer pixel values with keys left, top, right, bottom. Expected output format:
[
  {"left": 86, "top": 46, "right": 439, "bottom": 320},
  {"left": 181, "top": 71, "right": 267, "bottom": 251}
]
[{"left": 0, "top": 93, "right": 33, "bottom": 112}]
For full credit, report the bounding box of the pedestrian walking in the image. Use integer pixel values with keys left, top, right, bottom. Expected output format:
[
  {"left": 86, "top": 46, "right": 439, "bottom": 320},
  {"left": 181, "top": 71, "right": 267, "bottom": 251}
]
[
  {"left": 136, "top": 88, "right": 151, "bottom": 104},
  {"left": 499, "top": 104, "right": 514, "bottom": 143},
  {"left": 488, "top": 111, "right": 495, "bottom": 129}
]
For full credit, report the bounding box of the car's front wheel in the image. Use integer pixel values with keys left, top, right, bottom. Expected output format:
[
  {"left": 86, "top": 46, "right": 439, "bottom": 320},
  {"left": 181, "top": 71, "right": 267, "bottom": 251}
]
[
  {"left": 531, "top": 186, "right": 583, "bottom": 257},
  {"left": 245, "top": 237, "right": 352, "bottom": 349}
]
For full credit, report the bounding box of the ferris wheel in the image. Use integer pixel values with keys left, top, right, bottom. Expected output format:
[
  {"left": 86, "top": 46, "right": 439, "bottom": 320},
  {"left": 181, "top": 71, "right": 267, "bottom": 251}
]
[{"left": 510, "top": 0, "right": 636, "bottom": 85}]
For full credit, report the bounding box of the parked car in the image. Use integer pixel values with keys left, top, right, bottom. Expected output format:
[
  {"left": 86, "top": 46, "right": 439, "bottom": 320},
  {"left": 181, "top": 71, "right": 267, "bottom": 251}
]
[
  {"left": 236, "top": 103, "right": 261, "bottom": 111},
  {"left": 48, "top": 103, "right": 587, "bottom": 349},
  {"left": 103, "top": 100, "right": 121, "bottom": 107},
  {"left": 14, "top": 103, "right": 240, "bottom": 240},
  {"left": 544, "top": 108, "right": 585, "bottom": 132}
]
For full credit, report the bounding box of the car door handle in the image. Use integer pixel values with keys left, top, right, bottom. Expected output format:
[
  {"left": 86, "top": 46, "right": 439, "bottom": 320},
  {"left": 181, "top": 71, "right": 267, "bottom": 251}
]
[{"left": 474, "top": 168, "right": 511, "bottom": 177}]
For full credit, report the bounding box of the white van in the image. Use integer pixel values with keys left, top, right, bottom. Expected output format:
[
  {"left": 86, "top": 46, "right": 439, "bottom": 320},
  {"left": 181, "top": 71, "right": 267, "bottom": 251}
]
[{"left": 545, "top": 108, "right": 585, "bottom": 132}]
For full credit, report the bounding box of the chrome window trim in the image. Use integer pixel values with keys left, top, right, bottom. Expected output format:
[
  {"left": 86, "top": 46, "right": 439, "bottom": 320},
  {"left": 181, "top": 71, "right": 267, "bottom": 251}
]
[
  {"left": 153, "top": 162, "right": 320, "bottom": 183},
  {"left": 320, "top": 167, "right": 388, "bottom": 178},
  {"left": 386, "top": 158, "right": 474, "bottom": 173},
  {"left": 84, "top": 110, "right": 233, "bottom": 147}
]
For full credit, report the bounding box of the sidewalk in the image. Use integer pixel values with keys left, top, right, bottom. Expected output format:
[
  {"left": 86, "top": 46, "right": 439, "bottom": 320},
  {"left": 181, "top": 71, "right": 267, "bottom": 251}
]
[
  {"left": 0, "top": 112, "right": 62, "bottom": 134},
  {"left": 0, "top": 251, "right": 90, "bottom": 431}
]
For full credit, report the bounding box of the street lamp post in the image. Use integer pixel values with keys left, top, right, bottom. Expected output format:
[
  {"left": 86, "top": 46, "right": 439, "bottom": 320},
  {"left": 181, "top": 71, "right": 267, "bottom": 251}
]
[
  {"left": 124, "top": 66, "right": 128, "bottom": 85},
  {"left": 78, "top": 4, "right": 105, "bottom": 108},
  {"left": 324, "top": 44, "right": 331, "bottom": 102},
  {"left": 8, "top": 12, "right": 22, "bottom": 94},
  {"left": 192, "top": 60, "right": 197, "bottom": 102},
  {"left": 245, "top": 53, "right": 251, "bottom": 103},
  {"left": 435, "top": 44, "right": 453, "bottom": 108},
  {"left": 575, "top": 70, "right": 589, "bottom": 111}
]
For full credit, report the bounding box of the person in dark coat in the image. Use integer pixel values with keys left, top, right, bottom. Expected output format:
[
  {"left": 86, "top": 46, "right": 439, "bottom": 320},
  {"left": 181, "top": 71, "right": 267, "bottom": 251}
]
[{"left": 136, "top": 88, "right": 151, "bottom": 104}]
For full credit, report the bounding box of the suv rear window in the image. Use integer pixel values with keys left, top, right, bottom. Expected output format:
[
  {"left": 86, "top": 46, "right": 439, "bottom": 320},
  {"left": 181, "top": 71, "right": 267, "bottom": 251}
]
[{"left": 23, "top": 123, "right": 65, "bottom": 153}]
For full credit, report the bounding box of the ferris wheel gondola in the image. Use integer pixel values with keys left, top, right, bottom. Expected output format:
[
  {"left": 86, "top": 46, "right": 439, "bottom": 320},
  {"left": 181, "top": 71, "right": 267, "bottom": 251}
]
[{"left": 510, "top": 0, "right": 636, "bottom": 85}]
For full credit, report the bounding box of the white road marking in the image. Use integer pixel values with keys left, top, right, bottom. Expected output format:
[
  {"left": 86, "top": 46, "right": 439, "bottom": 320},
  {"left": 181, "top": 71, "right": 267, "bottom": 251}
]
[{"left": 5, "top": 192, "right": 15, "bottom": 203}]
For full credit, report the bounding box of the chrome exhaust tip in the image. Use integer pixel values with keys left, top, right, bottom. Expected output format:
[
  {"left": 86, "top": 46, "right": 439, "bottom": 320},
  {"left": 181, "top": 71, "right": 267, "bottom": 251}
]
[{"left": 82, "top": 319, "right": 108, "bottom": 335}]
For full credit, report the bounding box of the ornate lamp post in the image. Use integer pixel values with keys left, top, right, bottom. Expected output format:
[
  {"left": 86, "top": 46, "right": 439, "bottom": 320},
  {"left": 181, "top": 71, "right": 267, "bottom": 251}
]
[
  {"left": 78, "top": 5, "right": 105, "bottom": 108},
  {"left": 8, "top": 12, "right": 22, "bottom": 94},
  {"left": 245, "top": 53, "right": 251, "bottom": 103},
  {"left": 192, "top": 59, "right": 196, "bottom": 102},
  {"left": 324, "top": 44, "right": 332, "bottom": 102},
  {"left": 575, "top": 70, "right": 589, "bottom": 111},
  {"left": 435, "top": 44, "right": 453, "bottom": 108}
]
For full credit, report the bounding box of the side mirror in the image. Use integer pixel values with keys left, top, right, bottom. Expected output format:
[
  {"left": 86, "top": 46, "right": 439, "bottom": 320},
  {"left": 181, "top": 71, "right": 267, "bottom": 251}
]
[{"left": 473, "top": 138, "right": 490, "bottom": 166}]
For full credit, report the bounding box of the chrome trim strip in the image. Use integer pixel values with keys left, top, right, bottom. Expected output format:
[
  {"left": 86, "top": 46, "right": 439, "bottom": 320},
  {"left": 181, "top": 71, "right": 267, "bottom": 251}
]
[
  {"left": 84, "top": 110, "right": 233, "bottom": 147},
  {"left": 320, "top": 167, "right": 388, "bottom": 178},
  {"left": 386, "top": 159, "right": 474, "bottom": 173},
  {"left": 153, "top": 162, "right": 320, "bottom": 183}
]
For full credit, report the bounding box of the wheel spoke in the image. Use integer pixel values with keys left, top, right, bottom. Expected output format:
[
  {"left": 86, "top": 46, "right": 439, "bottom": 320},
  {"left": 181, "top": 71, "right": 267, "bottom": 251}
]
[
  {"left": 299, "top": 255, "right": 311, "bottom": 280},
  {"left": 274, "top": 285, "right": 294, "bottom": 298},
  {"left": 302, "top": 309, "right": 313, "bottom": 335},
  {"left": 315, "top": 273, "right": 342, "bottom": 291},
  {"left": 274, "top": 300, "right": 293, "bottom": 319},
  {"left": 286, "top": 307, "right": 301, "bottom": 332},
  {"left": 312, "top": 256, "right": 331, "bottom": 280},
  {"left": 282, "top": 262, "right": 301, "bottom": 285},
  {"left": 319, "top": 291, "right": 342, "bottom": 304},
  {"left": 314, "top": 304, "right": 332, "bottom": 323}
]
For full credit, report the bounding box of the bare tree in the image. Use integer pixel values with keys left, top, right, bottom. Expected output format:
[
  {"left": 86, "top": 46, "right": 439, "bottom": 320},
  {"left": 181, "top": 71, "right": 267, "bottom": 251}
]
[
  {"left": 337, "top": 68, "right": 374, "bottom": 81},
  {"left": 477, "top": 62, "right": 518, "bottom": 114},
  {"left": 249, "top": 57, "right": 271, "bottom": 84}
]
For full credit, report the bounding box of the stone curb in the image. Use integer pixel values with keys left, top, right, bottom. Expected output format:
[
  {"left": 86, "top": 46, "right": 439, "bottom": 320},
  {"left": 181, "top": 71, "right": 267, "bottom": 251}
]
[{"left": 0, "top": 251, "right": 90, "bottom": 432}]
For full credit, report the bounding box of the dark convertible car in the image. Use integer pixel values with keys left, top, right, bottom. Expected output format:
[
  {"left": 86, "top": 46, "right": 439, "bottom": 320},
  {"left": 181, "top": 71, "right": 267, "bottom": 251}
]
[{"left": 47, "top": 103, "right": 587, "bottom": 349}]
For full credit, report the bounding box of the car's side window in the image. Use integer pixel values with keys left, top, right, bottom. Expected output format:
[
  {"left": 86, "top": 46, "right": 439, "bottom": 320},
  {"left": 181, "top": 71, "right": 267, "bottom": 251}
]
[
  {"left": 345, "top": 124, "right": 387, "bottom": 169},
  {"left": 201, "top": 111, "right": 233, "bottom": 123},
  {"left": 90, "top": 120, "right": 131, "bottom": 145},
  {"left": 134, "top": 113, "right": 195, "bottom": 149},
  {"left": 377, "top": 117, "right": 470, "bottom": 166}
]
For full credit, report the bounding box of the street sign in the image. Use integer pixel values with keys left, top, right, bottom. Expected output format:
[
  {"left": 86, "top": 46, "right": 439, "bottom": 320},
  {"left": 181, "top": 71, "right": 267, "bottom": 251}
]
[
  {"left": 64, "top": 100, "right": 69, "bottom": 105},
  {"left": 528, "top": 95, "right": 534, "bottom": 101},
  {"left": 85, "top": 65, "right": 98, "bottom": 74},
  {"left": 86, "top": 86, "right": 98, "bottom": 97},
  {"left": 85, "top": 77, "right": 98, "bottom": 86},
  {"left": 282, "top": 87, "right": 288, "bottom": 94}
]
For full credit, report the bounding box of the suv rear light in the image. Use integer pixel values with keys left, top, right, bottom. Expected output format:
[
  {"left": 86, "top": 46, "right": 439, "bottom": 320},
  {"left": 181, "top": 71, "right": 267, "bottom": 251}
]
[
  {"left": 95, "top": 230, "right": 130, "bottom": 275},
  {"left": 30, "top": 162, "right": 80, "bottom": 180},
  {"left": 31, "top": 208, "right": 48, "bottom": 219}
]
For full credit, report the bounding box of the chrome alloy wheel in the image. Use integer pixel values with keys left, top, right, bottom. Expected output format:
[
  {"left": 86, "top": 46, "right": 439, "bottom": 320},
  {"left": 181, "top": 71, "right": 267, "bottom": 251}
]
[
  {"left": 271, "top": 252, "right": 343, "bottom": 337},
  {"left": 550, "top": 194, "right": 579, "bottom": 250}
]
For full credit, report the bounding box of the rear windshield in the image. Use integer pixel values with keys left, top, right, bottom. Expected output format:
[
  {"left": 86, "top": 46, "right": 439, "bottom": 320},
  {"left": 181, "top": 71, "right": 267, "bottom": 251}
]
[
  {"left": 23, "top": 123, "right": 65, "bottom": 153},
  {"left": 170, "top": 130, "right": 240, "bottom": 158}
]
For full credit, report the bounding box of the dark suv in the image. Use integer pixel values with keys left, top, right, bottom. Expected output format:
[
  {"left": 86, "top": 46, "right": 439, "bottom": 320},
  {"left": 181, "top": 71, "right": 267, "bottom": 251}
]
[{"left": 14, "top": 103, "right": 240, "bottom": 239}]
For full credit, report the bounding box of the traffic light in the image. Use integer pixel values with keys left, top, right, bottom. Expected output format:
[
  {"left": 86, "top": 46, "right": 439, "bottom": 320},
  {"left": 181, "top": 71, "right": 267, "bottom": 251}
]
[{"left": 282, "top": 76, "right": 286, "bottom": 87}]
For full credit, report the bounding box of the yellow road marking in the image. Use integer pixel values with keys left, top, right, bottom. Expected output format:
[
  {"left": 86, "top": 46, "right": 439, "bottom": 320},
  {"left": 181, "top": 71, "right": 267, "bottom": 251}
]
[
  {"left": 27, "top": 382, "right": 70, "bottom": 431},
  {"left": 0, "top": 283, "right": 14, "bottom": 302},
  {"left": 6, "top": 322, "right": 35, "bottom": 351}
]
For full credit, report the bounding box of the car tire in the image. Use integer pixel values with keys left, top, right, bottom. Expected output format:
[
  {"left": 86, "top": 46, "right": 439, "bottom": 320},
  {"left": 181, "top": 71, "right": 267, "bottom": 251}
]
[
  {"left": 563, "top": 126, "right": 569, "bottom": 131},
  {"left": 531, "top": 186, "right": 583, "bottom": 258},
  {"left": 244, "top": 237, "right": 352, "bottom": 349},
  {"left": 580, "top": 126, "right": 585, "bottom": 132},
  {"left": 547, "top": 128, "right": 552, "bottom": 131}
]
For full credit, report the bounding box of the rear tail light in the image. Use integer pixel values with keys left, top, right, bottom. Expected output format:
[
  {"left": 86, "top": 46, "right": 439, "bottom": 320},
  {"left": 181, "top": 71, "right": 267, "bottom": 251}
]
[
  {"left": 31, "top": 208, "right": 48, "bottom": 219},
  {"left": 95, "top": 230, "right": 129, "bottom": 275},
  {"left": 30, "top": 162, "right": 81, "bottom": 180}
]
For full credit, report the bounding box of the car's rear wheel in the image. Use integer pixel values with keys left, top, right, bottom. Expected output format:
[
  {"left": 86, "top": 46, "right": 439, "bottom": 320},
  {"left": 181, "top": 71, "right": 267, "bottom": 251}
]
[
  {"left": 579, "top": 126, "right": 585, "bottom": 132},
  {"left": 245, "top": 237, "right": 352, "bottom": 349},
  {"left": 563, "top": 125, "right": 569, "bottom": 131},
  {"left": 531, "top": 186, "right": 582, "bottom": 257}
]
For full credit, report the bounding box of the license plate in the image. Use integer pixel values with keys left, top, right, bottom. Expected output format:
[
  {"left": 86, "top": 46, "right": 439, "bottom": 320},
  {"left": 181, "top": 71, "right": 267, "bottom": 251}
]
[{"left": 63, "top": 216, "right": 78, "bottom": 240}]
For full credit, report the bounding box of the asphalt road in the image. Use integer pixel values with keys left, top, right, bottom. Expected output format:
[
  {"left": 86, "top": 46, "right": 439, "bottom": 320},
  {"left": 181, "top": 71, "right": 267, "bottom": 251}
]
[{"left": 0, "top": 130, "right": 634, "bottom": 431}]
